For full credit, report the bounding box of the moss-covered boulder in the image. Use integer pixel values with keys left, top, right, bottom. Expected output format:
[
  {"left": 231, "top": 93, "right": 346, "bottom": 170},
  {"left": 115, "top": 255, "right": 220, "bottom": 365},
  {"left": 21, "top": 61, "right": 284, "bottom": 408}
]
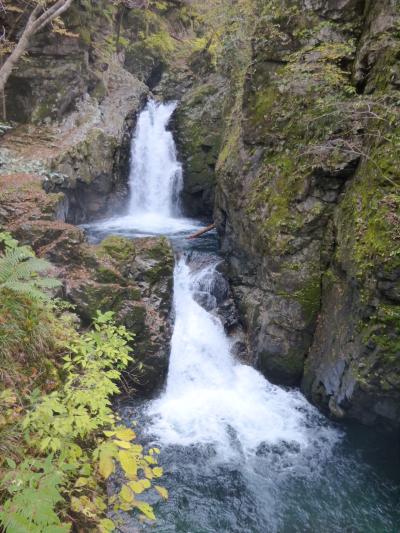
[{"left": 65, "top": 235, "right": 174, "bottom": 394}]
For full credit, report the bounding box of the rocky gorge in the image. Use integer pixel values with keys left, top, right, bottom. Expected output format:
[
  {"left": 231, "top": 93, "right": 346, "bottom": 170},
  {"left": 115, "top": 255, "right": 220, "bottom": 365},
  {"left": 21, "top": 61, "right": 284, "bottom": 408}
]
[
  {"left": 1, "top": 0, "right": 400, "bottom": 427},
  {"left": 1, "top": 0, "right": 400, "bottom": 530}
]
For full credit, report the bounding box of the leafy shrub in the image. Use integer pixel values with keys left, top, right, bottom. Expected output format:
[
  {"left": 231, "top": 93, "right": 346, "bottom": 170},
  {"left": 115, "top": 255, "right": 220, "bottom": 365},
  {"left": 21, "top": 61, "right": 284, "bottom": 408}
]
[{"left": 0, "top": 312, "right": 166, "bottom": 532}]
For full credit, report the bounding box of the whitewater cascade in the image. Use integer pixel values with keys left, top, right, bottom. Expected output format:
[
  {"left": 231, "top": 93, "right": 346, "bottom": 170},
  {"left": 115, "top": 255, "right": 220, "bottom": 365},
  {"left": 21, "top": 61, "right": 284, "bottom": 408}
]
[
  {"left": 146, "top": 257, "right": 339, "bottom": 459},
  {"left": 128, "top": 100, "right": 183, "bottom": 217}
]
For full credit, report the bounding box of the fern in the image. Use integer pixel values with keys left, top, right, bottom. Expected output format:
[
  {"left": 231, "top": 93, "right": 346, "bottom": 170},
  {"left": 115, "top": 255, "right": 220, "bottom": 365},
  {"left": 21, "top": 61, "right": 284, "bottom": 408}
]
[
  {"left": 0, "top": 457, "right": 69, "bottom": 533},
  {"left": 0, "top": 232, "right": 61, "bottom": 300}
]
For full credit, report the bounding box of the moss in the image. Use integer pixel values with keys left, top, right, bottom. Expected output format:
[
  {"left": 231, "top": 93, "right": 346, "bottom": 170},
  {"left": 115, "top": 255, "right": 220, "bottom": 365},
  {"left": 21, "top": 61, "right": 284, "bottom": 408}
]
[
  {"left": 368, "top": 40, "right": 400, "bottom": 92},
  {"left": 123, "top": 304, "right": 147, "bottom": 333},
  {"left": 277, "top": 274, "right": 321, "bottom": 324},
  {"left": 95, "top": 265, "right": 123, "bottom": 284},
  {"left": 362, "top": 303, "right": 400, "bottom": 364},
  {"left": 146, "top": 237, "right": 172, "bottom": 262},
  {"left": 126, "top": 287, "right": 141, "bottom": 301},
  {"left": 144, "top": 263, "right": 172, "bottom": 285},
  {"left": 245, "top": 152, "right": 306, "bottom": 253},
  {"left": 97, "top": 236, "right": 135, "bottom": 264},
  {"left": 80, "top": 28, "right": 92, "bottom": 46},
  {"left": 217, "top": 123, "right": 241, "bottom": 170},
  {"left": 90, "top": 80, "right": 107, "bottom": 100},
  {"left": 185, "top": 83, "right": 218, "bottom": 107},
  {"left": 292, "top": 276, "right": 321, "bottom": 322},
  {"left": 80, "top": 284, "right": 128, "bottom": 320},
  {"left": 248, "top": 86, "right": 278, "bottom": 127},
  {"left": 336, "top": 126, "right": 400, "bottom": 280}
]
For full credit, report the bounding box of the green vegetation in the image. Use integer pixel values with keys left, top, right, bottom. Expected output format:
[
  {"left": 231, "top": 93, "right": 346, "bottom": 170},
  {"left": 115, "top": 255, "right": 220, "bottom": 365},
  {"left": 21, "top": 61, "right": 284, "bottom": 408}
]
[
  {"left": 0, "top": 234, "right": 166, "bottom": 531},
  {"left": 0, "top": 232, "right": 61, "bottom": 300}
]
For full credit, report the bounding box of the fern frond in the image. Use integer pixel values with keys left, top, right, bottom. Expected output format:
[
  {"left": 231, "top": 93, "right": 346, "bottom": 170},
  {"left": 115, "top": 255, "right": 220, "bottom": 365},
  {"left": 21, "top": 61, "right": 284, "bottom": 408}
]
[
  {"left": 1, "top": 281, "right": 49, "bottom": 300},
  {"left": 0, "top": 240, "right": 60, "bottom": 300},
  {"left": 35, "top": 278, "right": 61, "bottom": 289},
  {"left": 14, "top": 258, "right": 52, "bottom": 278},
  {"left": 0, "top": 249, "right": 35, "bottom": 282}
]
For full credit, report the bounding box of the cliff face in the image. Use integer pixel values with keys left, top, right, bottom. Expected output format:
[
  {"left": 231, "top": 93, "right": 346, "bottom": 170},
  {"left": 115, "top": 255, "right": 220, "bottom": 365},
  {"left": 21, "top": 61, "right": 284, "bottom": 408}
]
[{"left": 213, "top": 0, "right": 400, "bottom": 427}]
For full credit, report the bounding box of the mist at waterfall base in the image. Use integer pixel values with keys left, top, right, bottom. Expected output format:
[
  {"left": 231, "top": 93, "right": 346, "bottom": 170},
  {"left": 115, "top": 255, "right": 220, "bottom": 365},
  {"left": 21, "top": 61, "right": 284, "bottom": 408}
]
[{"left": 87, "top": 100, "right": 400, "bottom": 532}]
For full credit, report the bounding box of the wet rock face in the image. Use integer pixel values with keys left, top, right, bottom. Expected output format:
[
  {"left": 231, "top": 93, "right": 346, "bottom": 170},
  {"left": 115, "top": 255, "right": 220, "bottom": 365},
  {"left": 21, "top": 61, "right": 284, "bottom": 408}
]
[
  {"left": 303, "top": 0, "right": 364, "bottom": 21},
  {"left": 2, "top": 63, "right": 148, "bottom": 225},
  {"left": 213, "top": 0, "right": 400, "bottom": 427},
  {"left": 42, "top": 66, "right": 148, "bottom": 224},
  {"left": 172, "top": 76, "right": 226, "bottom": 218}
]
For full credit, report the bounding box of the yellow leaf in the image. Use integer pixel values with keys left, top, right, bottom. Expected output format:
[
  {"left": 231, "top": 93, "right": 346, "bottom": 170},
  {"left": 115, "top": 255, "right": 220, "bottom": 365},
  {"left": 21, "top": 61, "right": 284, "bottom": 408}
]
[
  {"left": 115, "top": 427, "right": 136, "bottom": 441},
  {"left": 144, "top": 455, "right": 157, "bottom": 465},
  {"left": 103, "top": 430, "right": 116, "bottom": 437},
  {"left": 131, "top": 444, "right": 144, "bottom": 453},
  {"left": 118, "top": 450, "right": 137, "bottom": 479},
  {"left": 120, "top": 484, "right": 134, "bottom": 503},
  {"left": 155, "top": 485, "right": 169, "bottom": 500},
  {"left": 120, "top": 502, "right": 133, "bottom": 511},
  {"left": 143, "top": 466, "right": 154, "bottom": 479},
  {"left": 134, "top": 501, "right": 156, "bottom": 521},
  {"left": 114, "top": 440, "right": 131, "bottom": 449},
  {"left": 152, "top": 467, "right": 163, "bottom": 478},
  {"left": 128, "top": 478, "right": 151, "bottom": 494},
  {"left": 128, "top": 481, "right": 145, "bottom": 494},
  {"left": 74, "top": 477, "right": 88, "bottom": 488},
  {"left": 141, "top": 478, "right": 151, "bottom": 489},
  {"left": 99, "top": 451, "right": 114, "bottom": 479},
  {"left": 99, "top": 518, "right": 115, "bottom": 533},
  {"left": 149, "top": 447, "right": 160, "bottom": 455}
]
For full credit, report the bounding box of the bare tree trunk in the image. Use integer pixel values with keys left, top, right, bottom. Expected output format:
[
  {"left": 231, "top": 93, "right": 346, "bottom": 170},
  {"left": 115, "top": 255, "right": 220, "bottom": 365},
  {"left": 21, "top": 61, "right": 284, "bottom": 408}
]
[
  {"left": 0, "top": 22, "right": 34, "bottom": 93},
  {"left": 0, "top": 0, "right": 73, "bottom": 94}
]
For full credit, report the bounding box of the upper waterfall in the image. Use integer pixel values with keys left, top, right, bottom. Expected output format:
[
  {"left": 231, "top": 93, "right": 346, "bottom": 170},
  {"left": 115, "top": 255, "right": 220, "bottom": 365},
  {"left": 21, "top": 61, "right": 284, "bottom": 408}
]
[
  {"left": 128, "top": 100, "right": 183, "bottom": 217},
  {"left": 89, "top": 99, "right": 199, "bottom": 237}
]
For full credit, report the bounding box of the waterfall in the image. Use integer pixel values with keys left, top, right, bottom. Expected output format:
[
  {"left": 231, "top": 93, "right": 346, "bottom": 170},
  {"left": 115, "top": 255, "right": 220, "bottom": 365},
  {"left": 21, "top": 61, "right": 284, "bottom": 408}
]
[
  {"left": 128, "top": 100, "right": 183, "bottom": 217},
  {"left": 146, "top": 258, "right": 339, "bottom": 458},
  {"left": 90, "top": 99, "right": 198, "bottom": 237}
]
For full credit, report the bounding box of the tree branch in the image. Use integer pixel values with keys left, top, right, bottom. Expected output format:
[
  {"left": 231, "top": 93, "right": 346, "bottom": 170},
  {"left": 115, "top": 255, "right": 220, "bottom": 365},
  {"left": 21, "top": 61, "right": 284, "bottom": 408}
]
[{"left": 0, "top": 0, "right": 73, "bottom": 93}]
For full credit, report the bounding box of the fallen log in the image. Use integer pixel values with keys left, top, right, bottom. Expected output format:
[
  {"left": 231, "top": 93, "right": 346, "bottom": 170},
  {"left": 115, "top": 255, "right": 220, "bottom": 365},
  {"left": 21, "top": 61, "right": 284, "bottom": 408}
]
[{"left": 187, "top": 223, "right": 216, "bottom": 240}]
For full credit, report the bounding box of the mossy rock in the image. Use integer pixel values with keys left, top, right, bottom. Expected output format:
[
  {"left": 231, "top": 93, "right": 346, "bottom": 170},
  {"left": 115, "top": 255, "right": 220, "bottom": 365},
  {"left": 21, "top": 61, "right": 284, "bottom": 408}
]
[{"left": 97, "top": 235, "right": 136, "bottom": 264}]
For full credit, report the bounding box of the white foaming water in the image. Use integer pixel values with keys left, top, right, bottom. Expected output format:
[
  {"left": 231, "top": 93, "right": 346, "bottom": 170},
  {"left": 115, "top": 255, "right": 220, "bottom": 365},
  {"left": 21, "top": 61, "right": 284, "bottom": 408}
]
[{"left": 147, "top": 259, "right": 340, "bottom": 461}]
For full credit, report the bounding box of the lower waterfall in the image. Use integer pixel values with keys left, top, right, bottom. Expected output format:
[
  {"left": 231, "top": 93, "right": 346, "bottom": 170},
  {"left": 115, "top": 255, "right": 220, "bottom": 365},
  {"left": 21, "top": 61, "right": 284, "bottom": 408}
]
[{"left": 147, "top": 257, "right": 338, "bottom": 456}]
